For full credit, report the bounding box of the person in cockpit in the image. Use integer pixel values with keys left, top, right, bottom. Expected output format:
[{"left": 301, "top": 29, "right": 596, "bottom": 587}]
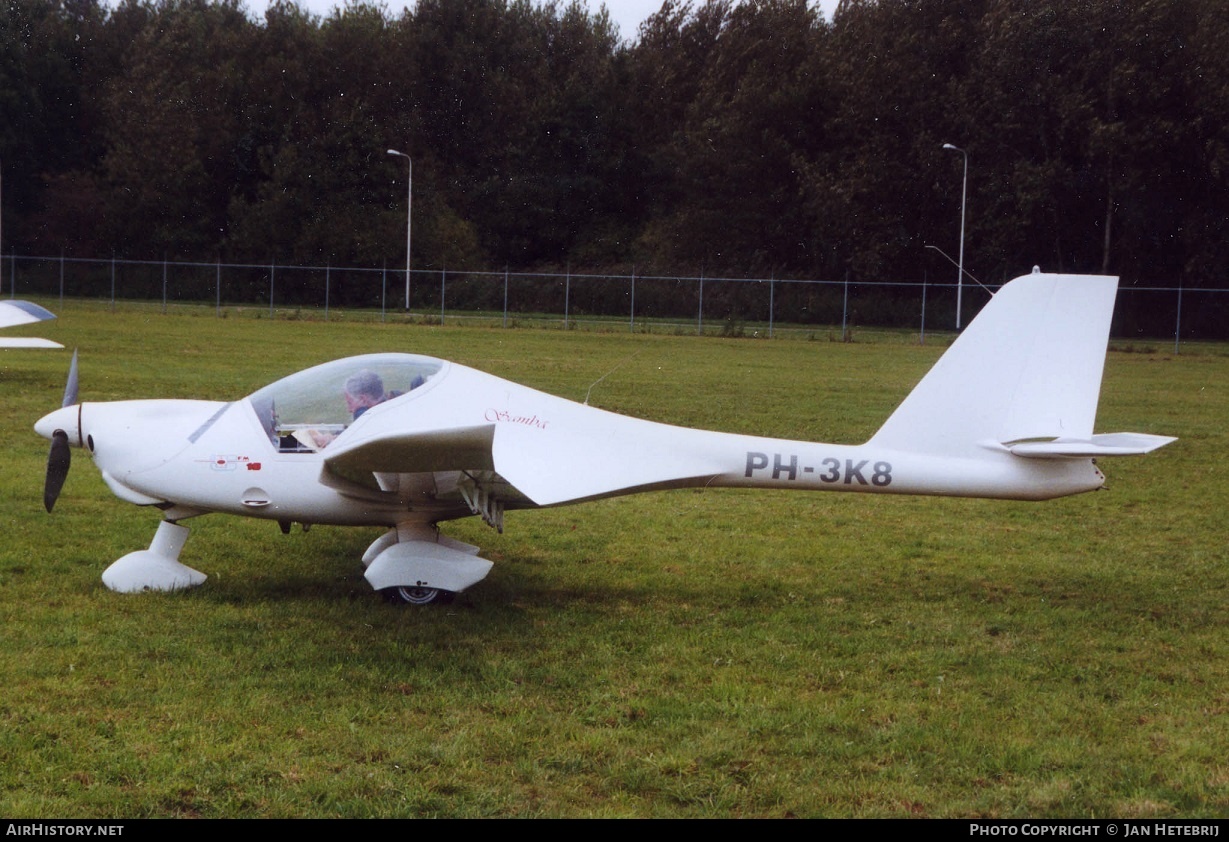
[
  {"left": 343, "top": 370, "right": 391, "bottom": 420},
  {"left": 306, "top": 371, "right": 396, "bottom": 449}
]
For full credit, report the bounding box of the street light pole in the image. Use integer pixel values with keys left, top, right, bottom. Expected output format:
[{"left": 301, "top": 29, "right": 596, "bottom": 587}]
[
  {"left": 942, "top": 143, "right": 967, "bottom": 329},
  {"left": 387, "top": 149, "right": 411, "bottom": 311}
]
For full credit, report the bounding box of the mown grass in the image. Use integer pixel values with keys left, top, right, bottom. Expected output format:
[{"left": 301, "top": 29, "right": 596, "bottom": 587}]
[{"left": 0, "top": 299, "right": 1225, "bottom": 817}]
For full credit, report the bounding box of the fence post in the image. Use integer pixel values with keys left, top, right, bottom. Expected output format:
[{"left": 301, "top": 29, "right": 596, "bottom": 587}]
[
  {"left": 768, "top": 272, "right": 775, "bottom": 339},
  {"left": 1174, "top": 283, "right": 1183, "bottom": 355},
  {"left": 564, "top": 266, "right": 570, "bottom": 330},
  {"left": 269, "top": 260, "right": 275, "bottom": 318},
  {"left": 216, "top": 258, "right": 221, "bottom": 317},
  {"left": 110, "top": 255, "right": 116, "bottom": 310},
  {"left": 841, "top": 271, "right": 849, "bottom": 342},
  {"left": 698, "top": 271, "right": 704, "bottom": 335},
  {"left": 920, "top": 272, "right": 927, "bottom": 345},
  {"left": 325, "top": 264, "right": 331, "bottom": 321},
  {"left": 162, "top": 256, "right": 167, "bottom": 314},
  {"left": 630, "top": 265, "right": 636, "bottom": 332},
  {"left": 440, "top": 267, "right": 445, "bottom": 325},
  {"left": 503, "top": 266, "right": 508, "bottom": 328},
  {"left": 59, "top": 252, "right": 65, "bottom": 306},
  {"left": 381, "top": 263, "right": 387, "bottom": 323}
]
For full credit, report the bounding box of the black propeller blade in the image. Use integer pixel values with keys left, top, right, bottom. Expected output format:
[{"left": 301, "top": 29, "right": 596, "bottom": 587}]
[
  {"left": 44, "top": 430, "right": 71, "bottom": 513},
  {"left": 44, "top": 349, "right": 79, "bottom": 513}
]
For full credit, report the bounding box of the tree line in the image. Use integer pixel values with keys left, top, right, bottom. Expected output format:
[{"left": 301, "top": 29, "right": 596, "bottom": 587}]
[{"left": 2, "top": 0, "right": 1227, "bottom": 334}]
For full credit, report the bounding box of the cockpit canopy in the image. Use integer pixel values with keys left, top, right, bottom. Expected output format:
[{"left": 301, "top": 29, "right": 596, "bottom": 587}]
[{"left": 247, "top": 354, "right": 445, "bottom": 451}]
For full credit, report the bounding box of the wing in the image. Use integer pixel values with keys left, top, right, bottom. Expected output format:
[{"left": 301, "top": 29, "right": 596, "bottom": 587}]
[
  {"left": 0, "top": 300, "right": 63, "bottom": 348},
  {"left": 0, "top": 300, "right": 56, "bottom": 329},
  {"left": 324, "top": 424, "right": 496, "bottom": 475},
  {"left": 488, "top": 411, "right": 728, "bottom": 506},
  {"left": 318, "top": 364, "right": 731, "bottom": 510}
]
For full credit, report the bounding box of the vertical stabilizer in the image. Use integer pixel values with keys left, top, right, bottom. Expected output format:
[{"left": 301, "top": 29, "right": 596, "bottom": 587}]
[{"left": 868, "top": 272, "right": 1118, "bottom": 457}]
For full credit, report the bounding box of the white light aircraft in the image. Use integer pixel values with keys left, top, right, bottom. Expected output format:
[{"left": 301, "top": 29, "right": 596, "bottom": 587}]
[
  {"left": 35, "top": 270, "right": 1174, "bottom": 604},
  {"left": 0, "top": 300, "right": 63, "bottom": 348}
]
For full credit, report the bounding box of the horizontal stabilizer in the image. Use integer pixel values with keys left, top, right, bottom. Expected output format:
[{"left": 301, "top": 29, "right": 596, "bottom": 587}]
[{"left": 1007, "top": 433, "right": 1177, "bottom": 459}]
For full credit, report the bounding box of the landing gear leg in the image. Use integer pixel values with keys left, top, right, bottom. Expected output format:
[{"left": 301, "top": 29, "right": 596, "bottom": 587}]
[{"left": 101, "top": 521, "right": 207, "bottom": 593}]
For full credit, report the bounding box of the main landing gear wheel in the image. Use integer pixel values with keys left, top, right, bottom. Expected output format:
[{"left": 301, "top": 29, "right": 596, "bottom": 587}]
[{"left": 382, "top": 585, "right": 455, "bottom": 606}]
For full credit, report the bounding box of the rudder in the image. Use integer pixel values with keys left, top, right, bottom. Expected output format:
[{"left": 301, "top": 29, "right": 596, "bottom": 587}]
[{"left": 868, "top": 271, "right": 1119, "bottom": 458}]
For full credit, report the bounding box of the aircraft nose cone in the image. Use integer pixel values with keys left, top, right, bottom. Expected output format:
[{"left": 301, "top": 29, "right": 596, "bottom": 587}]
[{"left": 35, "top": 405, "right": 81, "bottom": 445}]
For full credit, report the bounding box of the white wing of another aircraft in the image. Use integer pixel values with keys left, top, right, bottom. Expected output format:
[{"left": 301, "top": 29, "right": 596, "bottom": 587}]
[
  {"left": 33, "top": 270, "right": 1175, "bottom": 603},
  {"left": 0, "top": 300, "right": 63, "bottom": 348}
]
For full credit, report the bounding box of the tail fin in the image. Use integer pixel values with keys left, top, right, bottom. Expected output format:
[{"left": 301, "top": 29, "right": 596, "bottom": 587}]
[{"left": 869, "top": 270, "right": 1171, "bottom": 458}]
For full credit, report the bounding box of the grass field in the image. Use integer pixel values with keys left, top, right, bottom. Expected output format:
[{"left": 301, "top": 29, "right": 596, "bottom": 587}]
[{"left": 0, "top": 300, "right": 1225, "bottom": 818}]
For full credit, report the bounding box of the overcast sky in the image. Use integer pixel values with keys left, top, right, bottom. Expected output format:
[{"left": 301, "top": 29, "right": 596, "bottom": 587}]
[{"left": 235, "top": 1, "right": 843, "bottom": 42}]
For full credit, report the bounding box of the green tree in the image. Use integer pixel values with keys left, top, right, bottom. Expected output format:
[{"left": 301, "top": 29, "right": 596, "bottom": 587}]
[
  {"left": 17, "top": 0, "right": 124, "bottom": 254},
  {"left": 808, "top": 0, "right": 987, "bottom": 284},
  {"left": 1184, "top": 0, "right": 1229, "bottom": 290},
  {"left": 968, "top": 0, "right": 1199, "bottom": 285},
  {"left": 408, "top": 0, "right": 624, "bottom": 267},
  {"left": 2, "top": 0, "right": 117, "bottom": 254},
  {"left": 643, "top": 0, "right": 831, "bottom": 275},
  {"left": 100, "top": 0, "right": 255, "bottom": 257}
]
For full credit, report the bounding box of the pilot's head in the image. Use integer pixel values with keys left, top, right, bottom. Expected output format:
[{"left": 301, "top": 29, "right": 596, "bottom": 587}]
[{"left": 344, "top": 370, "right": 386, "bottom": 418}]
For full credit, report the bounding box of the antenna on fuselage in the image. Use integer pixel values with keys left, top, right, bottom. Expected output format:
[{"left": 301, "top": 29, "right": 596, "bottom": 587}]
[{"left": 584, "top": 350, "right": 642, "bottom": 406}]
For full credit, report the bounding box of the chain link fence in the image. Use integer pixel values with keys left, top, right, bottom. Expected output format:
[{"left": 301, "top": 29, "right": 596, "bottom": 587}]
[{"left": 3, "top": 253, "right": 1224, "bottom": 348}]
